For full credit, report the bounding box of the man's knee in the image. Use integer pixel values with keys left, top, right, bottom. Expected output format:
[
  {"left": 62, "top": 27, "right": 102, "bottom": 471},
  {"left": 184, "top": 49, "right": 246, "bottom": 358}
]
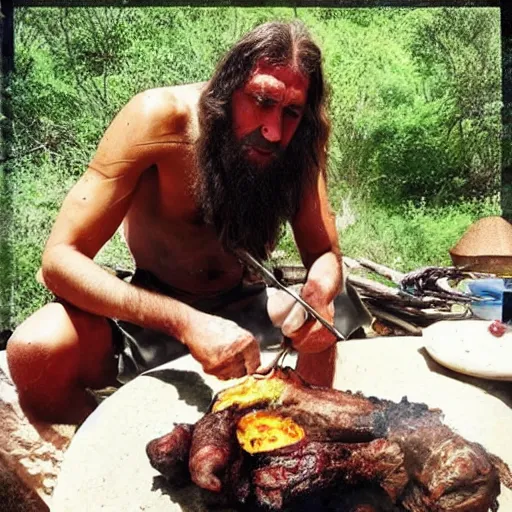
[
  {"left": 8, "top": 301, "right": 116, "bottom": 396},
  {"left": 6, "top": 303, "right": 82, "bottom": 396},
  {"left": 6, "top": 302, "right": 114, "bottom": 423}
]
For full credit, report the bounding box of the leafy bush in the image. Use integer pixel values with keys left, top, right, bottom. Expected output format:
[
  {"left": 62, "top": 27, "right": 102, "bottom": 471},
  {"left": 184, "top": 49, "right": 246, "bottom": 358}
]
[
  {"left": 2, "top": 7, "right": 503, "bottom": 328},
  {"left": 340, "top": 195, "right": 501, "bottom": 271}
]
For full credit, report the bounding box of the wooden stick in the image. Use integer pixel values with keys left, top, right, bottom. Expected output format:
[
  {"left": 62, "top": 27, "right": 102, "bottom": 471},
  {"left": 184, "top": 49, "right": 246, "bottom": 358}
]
[
  {"left": 342, "top": 256, "right": 363, "bottom": 272},
  {"left": 435, "top": 277, "right": 475, "bottom": 302},
  {"left": 356, "top": 257, "right": 405, "bottom": 284},
  {"left": 272, "top": 265, "right": 307, "bottom": 285},
  {"left": 383, "top": 303, "right": 471, "bottom": 321},
  {"left": 419, "top": 290, "right": 473, "bottom": 304},
  {"left": 365, "top": 304, "right": 423, "bottom": 336},
  {"left": 347, "top": 275, "right": 437, "bottom": 308}
]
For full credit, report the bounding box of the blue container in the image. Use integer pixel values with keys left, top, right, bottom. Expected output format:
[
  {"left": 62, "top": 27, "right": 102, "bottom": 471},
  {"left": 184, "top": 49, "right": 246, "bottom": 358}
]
[
  {"left": 502, "top": 279, "right": 512, "bottom": 323},
  {"left": 467, "top": 278, "right": 504, "bottom": 321}
]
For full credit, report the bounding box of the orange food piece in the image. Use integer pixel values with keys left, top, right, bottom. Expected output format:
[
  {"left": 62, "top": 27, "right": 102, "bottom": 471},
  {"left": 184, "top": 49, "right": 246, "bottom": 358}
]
[
  {"left": 212, "top": 375, "right": 286, "bottom": 413},
  {"left": 236, "top": 411, "right": 304, "bottom": 454}
]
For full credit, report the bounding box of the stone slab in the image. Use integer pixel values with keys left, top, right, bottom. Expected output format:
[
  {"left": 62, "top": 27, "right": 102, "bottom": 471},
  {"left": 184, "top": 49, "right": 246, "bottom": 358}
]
[
  {"left": 52, "top": 338, "right": 512, "bottom": 511},
  {"left": 333, "top": 337, "right": 512, "bottom": 512}
]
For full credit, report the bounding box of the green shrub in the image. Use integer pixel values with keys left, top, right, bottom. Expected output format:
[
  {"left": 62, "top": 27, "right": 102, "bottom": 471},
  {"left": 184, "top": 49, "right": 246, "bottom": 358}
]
[{"left": 2, "top": 7, "right": 503, "bottom": 329}]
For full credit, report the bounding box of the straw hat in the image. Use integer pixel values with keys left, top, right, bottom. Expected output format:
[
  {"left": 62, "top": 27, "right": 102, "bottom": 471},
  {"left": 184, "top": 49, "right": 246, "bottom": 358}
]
[{"left": 449, "top": 216, "right": 512, "bottom": 274}]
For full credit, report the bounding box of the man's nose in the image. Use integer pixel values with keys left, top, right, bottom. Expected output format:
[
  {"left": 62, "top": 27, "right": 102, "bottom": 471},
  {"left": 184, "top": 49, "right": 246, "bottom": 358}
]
[{"left": 261, "top": 110, "right": 283, "bottom": 143}]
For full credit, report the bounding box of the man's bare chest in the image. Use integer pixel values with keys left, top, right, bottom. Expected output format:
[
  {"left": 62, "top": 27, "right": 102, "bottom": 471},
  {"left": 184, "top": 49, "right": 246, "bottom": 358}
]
[
  {"left": 134, "top": 144, "right": 201, "bottom": 215},
  {"left": 124, "top": 155, "right": 223, "bottom": 250},
  {"left": 122, "top": 160, "right": 242, "bottom": 291}
]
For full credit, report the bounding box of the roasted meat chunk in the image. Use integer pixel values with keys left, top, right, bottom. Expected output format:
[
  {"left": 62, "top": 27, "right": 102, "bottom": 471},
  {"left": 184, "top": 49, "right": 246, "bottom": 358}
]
[
  {"left": 251, "top": 439, "right": 408, "bottom": 510},
  {"left": 146, "top": 423, "right": 194, "bottom": 487},
  {"left": 146, "top": 368, "right": 512, "bottom": 511}
]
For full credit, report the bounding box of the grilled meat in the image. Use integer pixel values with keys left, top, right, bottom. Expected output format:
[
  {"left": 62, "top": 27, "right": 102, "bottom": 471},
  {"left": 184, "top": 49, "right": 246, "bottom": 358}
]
[
  {"left": 251, "top": 439, "right": 408, "bottom": 510},
  {"left": 146, "top": 423, "right": 194, "bottom": 487},
  {"left": 146, "top": 368, "right": 511, "bottom": 511}
]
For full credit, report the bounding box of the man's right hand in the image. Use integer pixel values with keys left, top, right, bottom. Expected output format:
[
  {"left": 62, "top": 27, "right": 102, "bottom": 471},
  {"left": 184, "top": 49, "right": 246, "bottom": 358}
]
[{"left": 183, "top": 314, "right": 261, "bottom": 380}]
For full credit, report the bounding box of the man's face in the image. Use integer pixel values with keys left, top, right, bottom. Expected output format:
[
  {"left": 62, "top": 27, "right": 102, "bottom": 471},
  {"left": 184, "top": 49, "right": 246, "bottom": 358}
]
[{"left": 231, "top": 59, "right": 309, "bottom": 168}]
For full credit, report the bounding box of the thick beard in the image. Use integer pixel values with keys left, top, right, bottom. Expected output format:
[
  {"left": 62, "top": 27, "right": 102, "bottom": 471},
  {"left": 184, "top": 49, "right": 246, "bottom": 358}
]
[{"left": 196, "top": 130, "right": 305, "bottom": 261}]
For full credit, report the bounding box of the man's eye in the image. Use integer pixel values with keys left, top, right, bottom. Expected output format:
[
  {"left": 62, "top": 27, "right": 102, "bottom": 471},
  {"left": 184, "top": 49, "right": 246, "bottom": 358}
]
[
  {"left": 255, "top": 96, "right": 274, "bottom": 108},
  {"left": 285, "top": 108, "right": 300, "bottom": 119}
]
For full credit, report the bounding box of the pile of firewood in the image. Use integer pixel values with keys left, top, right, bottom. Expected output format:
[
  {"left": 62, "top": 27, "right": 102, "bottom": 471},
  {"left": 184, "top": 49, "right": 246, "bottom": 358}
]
[{"left": 274, "top": 257, "right": 490, "bottom": 337}]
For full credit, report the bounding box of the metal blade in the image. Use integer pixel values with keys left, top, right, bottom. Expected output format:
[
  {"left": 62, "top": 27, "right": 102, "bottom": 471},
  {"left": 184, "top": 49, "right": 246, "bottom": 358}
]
[
  {"left": 237, "top": 250, "right": 345, "bottom": 341},
  {"left": 254, "top": 339, "right": 292, "bottom": 375}
]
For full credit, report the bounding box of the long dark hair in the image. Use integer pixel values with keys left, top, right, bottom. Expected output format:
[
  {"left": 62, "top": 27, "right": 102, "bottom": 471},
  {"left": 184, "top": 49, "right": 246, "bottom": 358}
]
[{"left": 196, "top": 21, "right": 331, "bottom": 260}]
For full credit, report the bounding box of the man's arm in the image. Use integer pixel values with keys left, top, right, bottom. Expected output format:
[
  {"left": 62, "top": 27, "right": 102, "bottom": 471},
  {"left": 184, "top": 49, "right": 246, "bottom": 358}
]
[
  {"left": 42, "top": 90, "right": 188, "bottom": 333},
  {"left": 289, "top": 169, "right": 342, "bottom": 387},
  {"left": 41, "top": 89, "right": 260, "bottom": 379}
]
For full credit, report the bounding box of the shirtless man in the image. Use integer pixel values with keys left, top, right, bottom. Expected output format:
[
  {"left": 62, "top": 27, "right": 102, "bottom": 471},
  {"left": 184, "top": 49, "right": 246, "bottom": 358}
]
[{"left": 6, "top": 21, "right": 369, "bottom": 424}]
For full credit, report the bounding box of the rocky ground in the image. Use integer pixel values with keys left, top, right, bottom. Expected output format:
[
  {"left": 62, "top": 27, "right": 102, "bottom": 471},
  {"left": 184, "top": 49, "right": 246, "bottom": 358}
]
[{"left": 0, "top": 351, "right": 75, "bottom": 512}]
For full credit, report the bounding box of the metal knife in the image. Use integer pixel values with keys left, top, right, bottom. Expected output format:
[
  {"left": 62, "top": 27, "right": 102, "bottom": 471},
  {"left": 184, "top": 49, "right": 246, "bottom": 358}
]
[{"left": 237, "top": 250, "right": 346, "bottom": 341}]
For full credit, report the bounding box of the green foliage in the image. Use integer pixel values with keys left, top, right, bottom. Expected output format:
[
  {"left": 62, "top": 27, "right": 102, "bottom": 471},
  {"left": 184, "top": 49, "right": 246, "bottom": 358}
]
[
  {"left": 304, "top": 8, "right": 501, "bottom": 205},
  {"left": 340, "top": 195, "right": 501, "bottom": 271},
  {"left": 0, "top": 165, "right": 13, "bottom": 327},
  {"left": 8, "top": 155, "right": 70, "bottom": 325},
  {"left": 2, "top": 6, "right": 503, "bottom": 328},
  {"left": 365, "top": 101, "right": 458, "bottom": 205},
  {"left": 406, "top": 8, "right": 501, "bottom": 201},
  {"left": 273, "top": 192, "right": 501, "bottom": 272}
]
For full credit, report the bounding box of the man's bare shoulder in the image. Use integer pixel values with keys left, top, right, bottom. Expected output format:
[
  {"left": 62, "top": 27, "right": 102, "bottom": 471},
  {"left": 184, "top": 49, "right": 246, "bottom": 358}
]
[
  {"left": 128, "top": 83, "right": 207, "bottom": 142},
  {"left": 89, "top": 83, "right": 207, "bottom": 178}
]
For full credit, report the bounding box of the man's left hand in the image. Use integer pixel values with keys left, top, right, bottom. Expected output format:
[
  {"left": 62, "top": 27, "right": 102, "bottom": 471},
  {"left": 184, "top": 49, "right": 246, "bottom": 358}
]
[{"left": 267, "top": 278, "right": 337, "bottom": 353}]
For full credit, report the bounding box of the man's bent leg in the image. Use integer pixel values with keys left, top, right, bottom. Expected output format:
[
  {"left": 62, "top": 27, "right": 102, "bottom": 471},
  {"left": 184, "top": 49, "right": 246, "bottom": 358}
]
[{"left": 6, "top": 302, "right": 117, "bottom": 424}]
